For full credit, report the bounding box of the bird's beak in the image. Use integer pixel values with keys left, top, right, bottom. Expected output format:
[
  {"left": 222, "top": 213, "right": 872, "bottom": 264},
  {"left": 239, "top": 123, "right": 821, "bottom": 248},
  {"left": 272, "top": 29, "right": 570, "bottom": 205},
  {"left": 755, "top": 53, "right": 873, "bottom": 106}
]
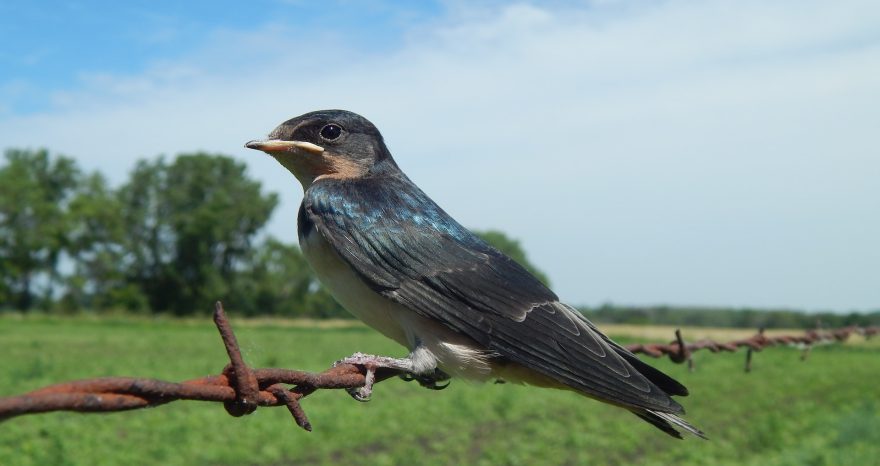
[{"left": 244, "top": 139, "right": 325, "bottom": 155}]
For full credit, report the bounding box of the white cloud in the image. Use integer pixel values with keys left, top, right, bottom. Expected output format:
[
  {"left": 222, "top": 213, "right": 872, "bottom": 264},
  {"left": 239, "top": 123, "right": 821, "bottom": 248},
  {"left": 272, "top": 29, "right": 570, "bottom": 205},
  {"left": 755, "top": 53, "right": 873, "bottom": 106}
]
[{"left": 2, "top": 0, "right": 879, "bottom": 310}]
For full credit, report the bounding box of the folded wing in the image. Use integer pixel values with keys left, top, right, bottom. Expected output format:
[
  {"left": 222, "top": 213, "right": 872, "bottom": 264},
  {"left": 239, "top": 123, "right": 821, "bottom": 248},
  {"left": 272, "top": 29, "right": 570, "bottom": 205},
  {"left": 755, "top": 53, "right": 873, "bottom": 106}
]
[{"left": 305, "top": 175, "right": 687, "bottom": 413}]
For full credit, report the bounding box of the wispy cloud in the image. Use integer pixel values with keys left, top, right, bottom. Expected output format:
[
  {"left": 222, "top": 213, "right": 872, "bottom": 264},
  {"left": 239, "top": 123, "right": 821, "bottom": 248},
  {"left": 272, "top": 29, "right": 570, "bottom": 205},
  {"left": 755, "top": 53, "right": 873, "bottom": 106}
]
[{"left": 2, "top": 0, "right": 879, "bottom": 310}]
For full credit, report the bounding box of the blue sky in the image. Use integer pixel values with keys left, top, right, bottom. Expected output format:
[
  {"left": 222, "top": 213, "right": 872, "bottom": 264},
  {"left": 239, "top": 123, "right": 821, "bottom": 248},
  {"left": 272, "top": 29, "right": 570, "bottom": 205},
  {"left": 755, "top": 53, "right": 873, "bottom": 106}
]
[
  {"left": 1, "top": 1, "right": 444, "bottom": 114},
  {"left": 2, "top": 0, "right": 879, "bottom": 311}
]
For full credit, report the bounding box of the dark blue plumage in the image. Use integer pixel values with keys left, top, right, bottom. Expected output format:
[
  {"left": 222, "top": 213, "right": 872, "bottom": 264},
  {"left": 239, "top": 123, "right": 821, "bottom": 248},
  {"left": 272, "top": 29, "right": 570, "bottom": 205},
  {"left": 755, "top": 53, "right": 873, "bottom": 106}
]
[
  {"left": 303, "top": 170, "right": 688, "bottom": 413},
  {"left": 246, "top": 109, "right": 704, "bottom": 439}
]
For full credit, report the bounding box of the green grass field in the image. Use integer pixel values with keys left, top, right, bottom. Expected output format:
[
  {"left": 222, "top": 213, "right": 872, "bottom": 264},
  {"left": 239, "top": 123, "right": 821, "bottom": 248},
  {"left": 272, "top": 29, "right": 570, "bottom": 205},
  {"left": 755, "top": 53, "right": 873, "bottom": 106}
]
[{"left": 1, "top": 316, "right": 878, "bottom": 466}]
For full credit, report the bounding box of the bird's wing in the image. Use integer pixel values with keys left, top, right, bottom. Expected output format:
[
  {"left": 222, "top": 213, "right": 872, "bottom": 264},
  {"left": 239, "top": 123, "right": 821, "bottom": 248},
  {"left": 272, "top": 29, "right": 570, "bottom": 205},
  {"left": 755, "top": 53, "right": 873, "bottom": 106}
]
[{"left": 304, "top": 176, "right": 684, "bottom": 413}]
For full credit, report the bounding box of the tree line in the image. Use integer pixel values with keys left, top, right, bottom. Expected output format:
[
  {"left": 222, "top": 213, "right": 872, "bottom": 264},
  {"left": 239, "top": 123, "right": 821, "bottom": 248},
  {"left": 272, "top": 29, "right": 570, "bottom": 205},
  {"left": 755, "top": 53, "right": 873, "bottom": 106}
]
[
  {"left": 3, "top": 148, "right": 875, "bottom": 326},
  {"left": 0, "top": 148, "right": 547, "bottom": 317}
]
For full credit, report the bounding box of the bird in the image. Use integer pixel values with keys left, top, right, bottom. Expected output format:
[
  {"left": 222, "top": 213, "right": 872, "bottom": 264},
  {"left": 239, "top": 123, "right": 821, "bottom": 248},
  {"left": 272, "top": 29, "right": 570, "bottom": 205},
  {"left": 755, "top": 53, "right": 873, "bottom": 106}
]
[{"left": 245, "top": 109, "right": 705, "bottom": 439}]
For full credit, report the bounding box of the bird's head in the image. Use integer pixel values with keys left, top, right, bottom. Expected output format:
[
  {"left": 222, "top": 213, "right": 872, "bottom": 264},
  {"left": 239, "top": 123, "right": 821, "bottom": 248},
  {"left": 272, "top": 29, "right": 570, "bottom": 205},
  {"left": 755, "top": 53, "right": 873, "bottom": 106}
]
[{"left": 246, "top": 110, "right": 395, "bottom": 189}]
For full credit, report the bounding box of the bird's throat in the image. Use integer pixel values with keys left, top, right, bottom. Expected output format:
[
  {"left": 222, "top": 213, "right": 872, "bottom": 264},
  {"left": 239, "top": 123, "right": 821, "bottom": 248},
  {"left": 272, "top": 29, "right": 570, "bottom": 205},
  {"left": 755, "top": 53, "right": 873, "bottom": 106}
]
[{"left": 273, "top": 153, "right": 368, "bottom": 190}]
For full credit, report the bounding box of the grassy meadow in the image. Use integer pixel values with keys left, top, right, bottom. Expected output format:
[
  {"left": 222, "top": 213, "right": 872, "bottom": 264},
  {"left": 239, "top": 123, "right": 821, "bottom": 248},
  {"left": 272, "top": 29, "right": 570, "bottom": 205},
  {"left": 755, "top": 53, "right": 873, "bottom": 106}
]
[{"left": 1, "top": 315, "right": 878, "bottom": 466}]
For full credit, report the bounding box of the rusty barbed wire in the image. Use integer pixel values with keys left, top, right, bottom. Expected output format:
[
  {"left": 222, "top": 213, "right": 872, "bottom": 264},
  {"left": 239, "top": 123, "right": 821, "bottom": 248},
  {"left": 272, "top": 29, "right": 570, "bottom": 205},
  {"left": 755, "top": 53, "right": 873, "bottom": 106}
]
[
  {"left": 0, "top": 302, "right": 401, "bottom": 431},
  {"left": 0, "top": 303, "right": 877, "bottom": 429},
  {"left": 625, "top": 324, "right": 879, "bottom": 372}
]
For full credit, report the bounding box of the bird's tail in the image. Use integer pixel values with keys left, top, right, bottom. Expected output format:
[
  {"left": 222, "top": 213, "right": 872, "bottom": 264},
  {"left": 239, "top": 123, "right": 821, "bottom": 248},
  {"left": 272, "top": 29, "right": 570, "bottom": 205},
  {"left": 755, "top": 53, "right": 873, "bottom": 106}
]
[{"left": 632, "top": 409, "right": 707, "bottom": 440}]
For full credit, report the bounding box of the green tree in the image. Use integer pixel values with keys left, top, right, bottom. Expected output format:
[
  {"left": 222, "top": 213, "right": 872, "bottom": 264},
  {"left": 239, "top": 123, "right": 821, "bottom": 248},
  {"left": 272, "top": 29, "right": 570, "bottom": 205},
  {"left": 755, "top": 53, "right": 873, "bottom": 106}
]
[
  {"left": 231, "top": 237, "right": 347, "bottom": 318},
  {"left": 119, "top": 154, "right": 278, "bottom": 314},
  {"left": 475, "top": 229, "right": 551, "bottom": 287},
  {"left": 232, "top": 237, "right": 312, "bottom": 316},
  {"left": 0, "top": 149, "right": 80, "bottom": 311},
  {"left": 62, "top": 172, "right": 147, "bottom": 312}
]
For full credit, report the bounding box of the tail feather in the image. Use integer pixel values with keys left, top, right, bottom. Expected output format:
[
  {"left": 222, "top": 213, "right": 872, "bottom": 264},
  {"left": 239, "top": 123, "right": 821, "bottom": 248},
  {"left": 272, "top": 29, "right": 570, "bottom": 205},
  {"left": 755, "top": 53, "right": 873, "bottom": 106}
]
[
  {"left": 633, "top": 410, "right": 708, "bottom": 440},
  {"left": 604, "top": 339, "right": 689, "bottom": 397},
  {"left": 617, "top": 349, "right": 689, "bottom": 397},
  {"left": 569, "top": 314, "right": 704, "bottom": 438},
  {"left": 576, "top": 315, "right": 689, "bottom": 396}
]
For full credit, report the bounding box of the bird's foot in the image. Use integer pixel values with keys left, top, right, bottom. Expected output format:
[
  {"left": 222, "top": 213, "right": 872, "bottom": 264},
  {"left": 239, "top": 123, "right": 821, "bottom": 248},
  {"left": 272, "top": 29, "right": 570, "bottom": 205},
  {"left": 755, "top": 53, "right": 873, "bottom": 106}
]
[
  {"left": 399, "top": 368, "right": 452, "bottom": 390},
  {"left": 334, "top": 352, "right": 416, "bottom": 402}
]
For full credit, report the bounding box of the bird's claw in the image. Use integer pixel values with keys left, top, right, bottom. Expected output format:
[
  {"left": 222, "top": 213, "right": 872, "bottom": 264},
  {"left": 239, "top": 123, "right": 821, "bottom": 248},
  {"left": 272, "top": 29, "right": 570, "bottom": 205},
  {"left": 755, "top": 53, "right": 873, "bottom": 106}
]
[
  {"left": 399, "top": 369, "right": 451, "bottom": 390},
  {"left": 346, "top": 361, "right": 377, "bottom": 402},
  {"left": 333, "top": 352, "right": 368, "bottom": 367},
  {"left": 335, "top": 352, "right": 412, "bottom": 402},
  {"left": 347, "top": 386, "right": 373, "bottom": 402},
  {"left": 334, "top": 352, "right": 449, "bottom": 399}
]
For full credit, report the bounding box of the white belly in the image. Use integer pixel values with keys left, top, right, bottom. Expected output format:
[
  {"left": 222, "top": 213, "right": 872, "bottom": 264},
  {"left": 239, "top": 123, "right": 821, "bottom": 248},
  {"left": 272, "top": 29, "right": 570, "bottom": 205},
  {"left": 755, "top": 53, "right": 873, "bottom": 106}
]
[
  {"left": 300, "top": 228, "right": 411, "bottom": 345},
  {"left": 299, "top": 228, "right": 495, "bottom": 378}
]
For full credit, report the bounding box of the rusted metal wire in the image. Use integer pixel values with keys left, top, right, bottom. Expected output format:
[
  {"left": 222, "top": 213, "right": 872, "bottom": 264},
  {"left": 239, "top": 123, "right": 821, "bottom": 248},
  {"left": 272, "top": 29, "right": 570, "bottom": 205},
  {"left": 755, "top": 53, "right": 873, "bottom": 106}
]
[
  {"left": 625, "top": 324, "right": 879, "bottom": 372},
  {"left": 0, "top": 302, "right": 401, "bottom": 431},
  {"left": 0, "top": 304, "right": 877, "bottom": 429}
]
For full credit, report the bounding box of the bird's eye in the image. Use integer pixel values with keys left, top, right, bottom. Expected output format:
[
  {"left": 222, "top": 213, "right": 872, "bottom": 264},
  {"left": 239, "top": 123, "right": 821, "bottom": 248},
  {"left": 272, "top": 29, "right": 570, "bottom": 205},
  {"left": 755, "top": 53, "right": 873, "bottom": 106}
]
[{"left": 320, "top": 124, "right": 343, "bottom": 141}]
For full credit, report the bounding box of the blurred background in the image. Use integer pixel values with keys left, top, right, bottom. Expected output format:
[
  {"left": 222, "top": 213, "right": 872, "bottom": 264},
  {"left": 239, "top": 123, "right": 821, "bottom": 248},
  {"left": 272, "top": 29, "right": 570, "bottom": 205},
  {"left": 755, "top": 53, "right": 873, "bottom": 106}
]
[{"left": 1, "top": 1, "right": 879, "bottom": 465}]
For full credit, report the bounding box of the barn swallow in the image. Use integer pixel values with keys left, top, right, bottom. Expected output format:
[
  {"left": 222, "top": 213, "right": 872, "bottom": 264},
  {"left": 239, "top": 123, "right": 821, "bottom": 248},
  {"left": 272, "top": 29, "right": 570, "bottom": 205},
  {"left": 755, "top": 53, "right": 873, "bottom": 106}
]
[{"left": 246, "top": 110, "right": 705, "bottom": 439}]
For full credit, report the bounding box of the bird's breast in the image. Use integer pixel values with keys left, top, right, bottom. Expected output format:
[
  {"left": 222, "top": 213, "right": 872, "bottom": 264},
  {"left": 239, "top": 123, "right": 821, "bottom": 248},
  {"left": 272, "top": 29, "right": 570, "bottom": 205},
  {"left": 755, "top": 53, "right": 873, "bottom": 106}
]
[{"left": 299, "top": 226, "right": 411, "bottom": 346}]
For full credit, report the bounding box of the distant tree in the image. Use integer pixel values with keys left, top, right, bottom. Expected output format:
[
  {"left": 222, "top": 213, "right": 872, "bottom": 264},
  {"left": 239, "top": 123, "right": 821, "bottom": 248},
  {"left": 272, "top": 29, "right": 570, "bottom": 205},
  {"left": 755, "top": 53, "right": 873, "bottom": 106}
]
[
  {"left": 62, "top": 172, "right": 148, "bottom": 312},
  {"left": 474, "top": 229, "right": 551, "bottom": 287},
  {"left": 118, "top": 154, "right": 278, "bottom": 314},
  {"left": 231, "top": 237, "right": 311, "bottom": 316},
  {"left": 231, "top": 237, "right": 347, "bottom": 318},
  {"left": 0, "top": 149, "right": 80, "bottom": 311}
]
